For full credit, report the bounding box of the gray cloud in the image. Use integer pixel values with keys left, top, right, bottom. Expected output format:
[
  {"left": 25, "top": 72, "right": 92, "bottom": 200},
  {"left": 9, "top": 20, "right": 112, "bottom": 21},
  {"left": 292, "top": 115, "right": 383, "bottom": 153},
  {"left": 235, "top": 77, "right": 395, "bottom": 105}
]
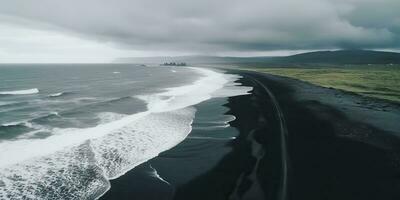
[{"left": 1, "top": 0, "right": 399, "bottom": 54}]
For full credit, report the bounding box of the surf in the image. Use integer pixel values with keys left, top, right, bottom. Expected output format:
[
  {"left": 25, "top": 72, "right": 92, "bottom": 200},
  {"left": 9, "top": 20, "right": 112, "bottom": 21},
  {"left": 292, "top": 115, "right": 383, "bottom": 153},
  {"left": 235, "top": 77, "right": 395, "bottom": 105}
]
[
  {"left": 48, "top": 92, "right": 65, "bottom": 97},
  {"left": 0, "top": 88, "right": 39, "bottom": 95},
  {"left": 0, "top": 67, "right": 251, "bottom": 200}
]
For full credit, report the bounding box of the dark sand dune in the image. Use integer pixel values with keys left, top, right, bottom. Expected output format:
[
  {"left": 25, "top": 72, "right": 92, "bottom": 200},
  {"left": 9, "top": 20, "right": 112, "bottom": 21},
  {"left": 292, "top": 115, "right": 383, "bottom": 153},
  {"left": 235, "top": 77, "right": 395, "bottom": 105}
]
[{"left": 101, "top": 70, "right": 400, "bottom": 200}]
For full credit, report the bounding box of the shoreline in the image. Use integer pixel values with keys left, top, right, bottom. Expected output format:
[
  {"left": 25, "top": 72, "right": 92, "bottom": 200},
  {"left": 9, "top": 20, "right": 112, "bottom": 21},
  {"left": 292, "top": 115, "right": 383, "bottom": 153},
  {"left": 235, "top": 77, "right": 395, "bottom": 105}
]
[{"left": 101, "top": 70, "right": 400, "bottom": 200}]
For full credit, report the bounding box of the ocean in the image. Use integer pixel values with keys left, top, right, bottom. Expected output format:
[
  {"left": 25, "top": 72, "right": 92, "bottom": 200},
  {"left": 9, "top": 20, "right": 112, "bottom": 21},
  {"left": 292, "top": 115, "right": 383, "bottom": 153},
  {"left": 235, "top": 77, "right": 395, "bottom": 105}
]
[{"left": 0, "top": 64, "right": 251, "bottom": 199}]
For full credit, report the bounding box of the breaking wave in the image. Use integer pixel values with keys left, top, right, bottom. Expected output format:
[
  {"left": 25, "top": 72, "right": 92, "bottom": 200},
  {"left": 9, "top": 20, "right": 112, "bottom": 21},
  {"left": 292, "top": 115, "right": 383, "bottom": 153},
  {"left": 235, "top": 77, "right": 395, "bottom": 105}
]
[
  {"left": 48, "top": 92, "right": 65, "bottom": 97},
  {"left": 0, "top": 67, "right": 251, "bottom": 200},
  {"left": 0, "top": 88, "right": 39, "bottom": 95}
]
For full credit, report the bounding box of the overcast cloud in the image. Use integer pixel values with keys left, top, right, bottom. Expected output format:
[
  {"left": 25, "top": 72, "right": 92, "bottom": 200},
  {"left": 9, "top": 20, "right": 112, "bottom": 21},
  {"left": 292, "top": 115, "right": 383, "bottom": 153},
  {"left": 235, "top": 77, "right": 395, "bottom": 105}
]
[{"left": 1, "top": 0, "right": 400, "bottom": 62}]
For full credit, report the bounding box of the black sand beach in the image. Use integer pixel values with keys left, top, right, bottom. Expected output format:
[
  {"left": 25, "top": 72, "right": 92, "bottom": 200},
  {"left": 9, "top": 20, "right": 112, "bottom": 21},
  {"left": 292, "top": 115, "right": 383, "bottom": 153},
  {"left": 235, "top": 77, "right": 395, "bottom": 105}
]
[{"left": 101, "top": 70, "right": 400, "bottom": 200}]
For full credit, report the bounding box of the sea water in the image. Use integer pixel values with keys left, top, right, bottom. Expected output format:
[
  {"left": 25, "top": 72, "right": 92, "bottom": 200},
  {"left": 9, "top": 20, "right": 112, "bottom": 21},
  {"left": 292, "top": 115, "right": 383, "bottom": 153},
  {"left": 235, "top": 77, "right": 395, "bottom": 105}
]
[{"left": 0, "top": 64, "right": 251, "bottom": 199}]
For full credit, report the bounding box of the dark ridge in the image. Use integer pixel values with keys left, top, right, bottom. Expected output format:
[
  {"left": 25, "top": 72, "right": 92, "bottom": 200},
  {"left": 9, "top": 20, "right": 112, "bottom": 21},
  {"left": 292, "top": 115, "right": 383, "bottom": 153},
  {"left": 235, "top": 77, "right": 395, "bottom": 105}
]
[
  {"left": 114, "top": 50, "right": 400, "bottom": 65},
  {"left": 273, "top": 50, "right": 400, "bottom": 64}
]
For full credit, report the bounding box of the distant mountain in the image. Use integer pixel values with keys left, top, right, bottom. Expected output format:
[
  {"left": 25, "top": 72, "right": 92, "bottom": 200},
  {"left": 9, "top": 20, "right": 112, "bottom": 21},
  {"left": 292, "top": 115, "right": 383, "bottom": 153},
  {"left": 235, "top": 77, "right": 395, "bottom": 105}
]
[
  {"left": 114, "top": 50, "right": 400, "bottom": 65},
  {"left": 115, "top": 56, "right": 233, "bottom": 64},
  {"left": 271, "top": 50, "right": 400, "bottom": 64},
  {"left": 114, "top": 55, "right": 274, "bottom": 64}
]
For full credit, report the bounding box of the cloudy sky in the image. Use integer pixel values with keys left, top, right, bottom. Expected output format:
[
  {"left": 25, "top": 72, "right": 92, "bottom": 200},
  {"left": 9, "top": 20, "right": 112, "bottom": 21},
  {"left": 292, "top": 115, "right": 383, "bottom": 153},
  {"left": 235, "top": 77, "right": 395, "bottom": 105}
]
[{"left": 1, "top": 0, "right": 399, "bottom": 62}]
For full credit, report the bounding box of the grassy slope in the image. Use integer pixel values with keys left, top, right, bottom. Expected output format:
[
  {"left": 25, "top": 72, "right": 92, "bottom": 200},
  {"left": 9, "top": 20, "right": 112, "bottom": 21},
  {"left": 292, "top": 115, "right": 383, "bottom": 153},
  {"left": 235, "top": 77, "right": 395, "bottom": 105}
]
[{"left": 247, "top": 66, "right": 400, "bottom": 103}]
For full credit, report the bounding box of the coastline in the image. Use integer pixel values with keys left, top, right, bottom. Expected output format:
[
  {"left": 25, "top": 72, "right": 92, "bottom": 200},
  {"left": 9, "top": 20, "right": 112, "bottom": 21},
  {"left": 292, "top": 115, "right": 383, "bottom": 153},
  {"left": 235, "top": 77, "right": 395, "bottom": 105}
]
[
  {"left": 0, "top": 66, "right": 243, "bottom": 200},
  {"left": 101, "top": 69, "right": 400, "bottom": 200}
]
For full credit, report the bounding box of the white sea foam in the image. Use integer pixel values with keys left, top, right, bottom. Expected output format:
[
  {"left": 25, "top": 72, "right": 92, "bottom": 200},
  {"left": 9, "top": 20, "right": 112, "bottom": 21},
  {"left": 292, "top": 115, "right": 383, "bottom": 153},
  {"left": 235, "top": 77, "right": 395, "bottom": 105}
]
[
  {"left": 48, "top": 92, "right": 64, "bottom": 97},
  {"left": 112, "top": 71, "right": 120, "bottom": 74},
  {"left": 194, "top": 114, "right": 236, "bottom": 130},
  {"left": 1, "top": 111, "right": 59, "bottom": 130},
  {"left": 97, "top": 112, "right": 127, "bottom": 124},
  {"left": 1, "top": 121, "right": 34, "bottom": 128},
  {"left": 16, "top": 123, "right": 52, "bottom": 140},
  {"left": 0, "top": 67, "right": 252, "bottom": 200},
  {"left": 149, "top": 164, "right": 170, "bottom": 185},
  {"left": 138, "top": 67, "right": 235, "bottom": 113},
  {"left": 187, "top": 136, "right": 236, "bottom": 140},
  {"left": 50, "top": 111, "right": 59, "bottom": 116},
  {"left": 211, "top": 74, "right": 252, "bottom": 98},
  {"left": 212, "top": 115, "right": 236, "bottom": 124},
  {"left": 1, "top": 122, "right": 21, "bottom": 127},
  {"left": 0, "top": 88, "right": 39, "bottom": 95},
  {"left": 193, "top": 124, "right": 230, "bottom": 130}
]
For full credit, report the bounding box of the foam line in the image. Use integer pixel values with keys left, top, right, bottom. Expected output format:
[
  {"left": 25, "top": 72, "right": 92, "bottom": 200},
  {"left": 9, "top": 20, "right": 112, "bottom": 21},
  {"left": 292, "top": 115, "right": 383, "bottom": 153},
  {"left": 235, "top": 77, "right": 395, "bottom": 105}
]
[
  {"left": 0, "top": 88, "right": 39, "bottom": 95},
  {"left": 48, "top": 92, "right": 64, "bottom": 97},
  {"left": 149, "top": 164, "right": 171, "bottom": 185}
]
